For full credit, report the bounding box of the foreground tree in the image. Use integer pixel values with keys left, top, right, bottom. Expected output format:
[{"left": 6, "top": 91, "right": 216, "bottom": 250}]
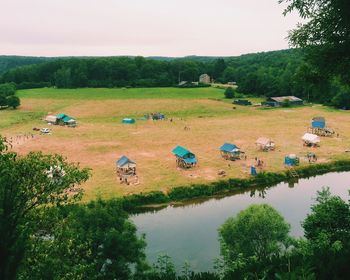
[
  {"left": 280, "top": 0, "right": 350, "bottom": 83},
  {"left": 0, "top": 136, "right": 90, "bottom": 280},
  {"left": 219, "top": 204, "right": 290, "bottom": 263},
  {"left": 302, "top": 188, "right": 350, "bottom": 279},
  {"left": 6, "top": 95, "right": 20, "bottom": 109}
]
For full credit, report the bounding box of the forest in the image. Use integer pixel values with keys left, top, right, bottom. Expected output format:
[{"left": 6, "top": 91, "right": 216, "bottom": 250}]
[{"left": 1, "top": 49, "right": 349, "bottom": 108}]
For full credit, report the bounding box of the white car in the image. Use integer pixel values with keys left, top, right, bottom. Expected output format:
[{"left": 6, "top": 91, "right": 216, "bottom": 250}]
[{"left": 40, "top": 128, "right": 51, "bottom": 134}]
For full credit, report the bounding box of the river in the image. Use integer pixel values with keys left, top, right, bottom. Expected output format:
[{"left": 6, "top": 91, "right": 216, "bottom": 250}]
[{"left": 131, "top": 172, "right": 350, "bottom": 271}]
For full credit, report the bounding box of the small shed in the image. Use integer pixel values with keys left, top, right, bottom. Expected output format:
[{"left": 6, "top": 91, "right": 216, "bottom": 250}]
[
  {"left": 312, "top": 117, "right": 326, "bottom": 129},
  {"left": 256, "top": 137, "right": 275, "bottom": 151},
  {"left": 284, "top": 154, "right": 299, "bottom": 166},
  {"left": 122, "top": 118, "right": 136, "bottom": 124},
  {"left": 302, "top": 133, "right": 320, "bottom": 147},
  {"left": 172, "top": 146, "right": 198, "bottom": 168},
  {"left": 220, "top": 143, "right": 241, "bottom": 160}
]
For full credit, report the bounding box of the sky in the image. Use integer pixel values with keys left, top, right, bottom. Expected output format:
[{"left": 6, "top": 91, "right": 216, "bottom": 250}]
[{"left": 0, "top": 0, "right": 301, "bottom": 57}]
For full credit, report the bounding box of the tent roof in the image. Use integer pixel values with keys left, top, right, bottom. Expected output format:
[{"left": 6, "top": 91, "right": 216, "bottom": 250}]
[
  {"left": 62, "top": 116, "right": 74, "bottom": 122},
  {"left": 220, "top": 143, "right": 240, "bottom": 153},
  {"left": 56, "top": 113, "right": 67, "bottom": 119},
  {"left": 256, "top": 137, "right": 273, "bottom": 146},
  {"left": 172, "top": 146, "right": 194, "bottom": 158},
  {"left": 302, "top": 133, "right": 320, "bottom": 143},
  {"left": 116, "top": 156, "right": 136, "bottom": 167}
]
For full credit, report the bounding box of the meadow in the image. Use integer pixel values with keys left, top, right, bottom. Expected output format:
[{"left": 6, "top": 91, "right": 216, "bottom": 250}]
[{"left": 1, "top": 87, "right": 350, "bottom": 201}]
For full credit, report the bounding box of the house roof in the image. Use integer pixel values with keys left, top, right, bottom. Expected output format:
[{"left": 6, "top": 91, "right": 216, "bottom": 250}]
[
  {"left": 116, "top": 156, "right": 136, "bottom": 167},
  {"left": 269, "top": 96, "right": 303, "bottom": 103},
  {"left": 172, "top": 146, "right": 195, "bottom": 158},
  {"left": 220, "top": 143, "right": 240, "bottom": 153},
  {"left": 302, "top": 133, "right": 320, "bottom": 143}
]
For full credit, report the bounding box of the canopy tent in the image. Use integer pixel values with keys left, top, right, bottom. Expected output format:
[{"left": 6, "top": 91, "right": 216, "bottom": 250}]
[
  {"left": 302, "top": 133, "right": 320, "bottom": 144},
  {"left": 220, "top": 143, "right": 240, "bottom": 153},
  {"left": 172, "top": 146, "right": 196, "bottom": 159},
  {"left": 122, "top": 118, "right": 136, "bottom": 124},
  {"left": 116, "top": 156, "right": 136, "bottom": 168},
  {"left": 45, "top": 115, "right": 57, "bottom": 123},
  {"left": 255, "top": 137, "right": 275, "bottom": 150},
  {"left": 312, "top": 117, "right": 326, "bottom": 129},
  {"left": 56, "top": 113, "right": 76, "bottom": 125},
  {"left": 284, "top": 154, "right": 299, "bottom": 166},
  {"left": 172, "top": 146, "right": 198, "bottom": 167}
]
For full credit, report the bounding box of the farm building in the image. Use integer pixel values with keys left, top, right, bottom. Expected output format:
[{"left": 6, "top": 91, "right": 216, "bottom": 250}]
[
  {"left": 199, "top": 74, "right": 211, "bottom": 84},
  {"left": 45, "top": 115, "right": 57, "bottom": 124},
  {"left": 219, "top": 143, "right": 242, "bottom": 161},
  {"left": 264, "top": 96, "right": 304, "bottom": 107},
  {"left": 255, "top": 137, "right": 275, "bottom": 151},
  {"left": 309, "top": 117, "right": 334, "bottom": 137},
  {"left": 116, "top": 156, "right": 138, "bottom": 185},
  {"left": 122, "top": 118, "right": 136, "bottom": 124},
  {"left": 284, "top": 154, "right": 299, "bottom": 166},
  {"left": 302, "top": 133, "right": 320, "bottom": 147},
  {"left": 172, "top": 146, "right": 198, "bottom": 169}
]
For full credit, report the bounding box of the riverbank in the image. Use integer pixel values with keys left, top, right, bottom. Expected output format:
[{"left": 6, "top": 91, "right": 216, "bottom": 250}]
[{"left": 121, "top": 159, "right": 350, "bottom": 212}]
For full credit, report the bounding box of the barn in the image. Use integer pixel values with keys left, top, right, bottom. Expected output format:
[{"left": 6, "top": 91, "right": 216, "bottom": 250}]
[{"left": 264, "top": 96, "right": 304, "bottom": 107}]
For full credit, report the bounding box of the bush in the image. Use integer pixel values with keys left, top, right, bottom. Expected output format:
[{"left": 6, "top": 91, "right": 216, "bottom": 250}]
[
  {"left": 224, "top": 87, "right": 235, "bottom": 99},
  {"left": 6, "top": 95, "right": 20, "bottom": 109}
]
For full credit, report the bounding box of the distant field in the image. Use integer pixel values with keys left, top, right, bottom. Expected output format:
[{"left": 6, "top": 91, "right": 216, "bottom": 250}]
[{"left": 2, "top": 87, "right": 350, "bottom": 201}]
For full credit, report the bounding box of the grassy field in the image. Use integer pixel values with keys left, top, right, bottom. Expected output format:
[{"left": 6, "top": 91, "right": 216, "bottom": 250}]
[{"left": 1, "top": 87, "right": 350, "bottom": 201}]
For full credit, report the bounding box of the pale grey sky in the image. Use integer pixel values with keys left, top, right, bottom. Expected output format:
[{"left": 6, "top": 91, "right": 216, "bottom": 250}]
[{"left": 0, "top": 0, "right": 300, "bottom": 57}]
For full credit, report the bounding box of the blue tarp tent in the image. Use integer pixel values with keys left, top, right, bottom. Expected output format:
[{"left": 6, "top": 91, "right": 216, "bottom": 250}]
[
  {"left": 251, "top": 166, "right": 257, "bottom": 176},
  {"left": 122, "top": 118, "right": 136, "bottom": 124},
  {"left": 284, "top": 154, "right": 299, "bottom": 166},
  {"left": 312, "top": 117, "right": 325, "bottom": 129}
]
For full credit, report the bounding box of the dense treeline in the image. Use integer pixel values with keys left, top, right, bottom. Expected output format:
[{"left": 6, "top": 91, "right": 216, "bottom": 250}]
[
  {"left": 0, "top": 56, "right": 53, "bottom": 74},
  {"left": 1, "top": 49, "right": 348, "bottom": 107}
]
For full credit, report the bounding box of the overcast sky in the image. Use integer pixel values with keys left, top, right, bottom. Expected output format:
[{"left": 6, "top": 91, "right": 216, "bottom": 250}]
[{"left": 0, "top": 0, "right": 301, "bottom": 57}]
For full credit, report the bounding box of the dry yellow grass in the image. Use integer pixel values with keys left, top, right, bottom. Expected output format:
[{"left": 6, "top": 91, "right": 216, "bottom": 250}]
[{"left": 2, "top": 88, "right": 350, "bottom": 201}]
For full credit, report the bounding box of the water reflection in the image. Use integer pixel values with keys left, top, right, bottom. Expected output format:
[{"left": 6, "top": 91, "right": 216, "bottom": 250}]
[{"left": 131, "top": 172, "right": 350, "bottom": 272}]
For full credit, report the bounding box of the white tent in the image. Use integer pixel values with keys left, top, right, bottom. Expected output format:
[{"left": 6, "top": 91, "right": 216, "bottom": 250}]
[
  {"left": 45, "top": 115, "right": 57, "bottom": 123},
  {"left": 302, "top": 133, "right": 320, "bottom": 144},
  {"left": 256, "top": 137, "right": 275, "bottom": 149}
]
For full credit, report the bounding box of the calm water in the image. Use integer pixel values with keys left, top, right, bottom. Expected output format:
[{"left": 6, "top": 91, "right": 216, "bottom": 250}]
[{"left": 131, "top": 172, "right": 350, "bottom": 271}]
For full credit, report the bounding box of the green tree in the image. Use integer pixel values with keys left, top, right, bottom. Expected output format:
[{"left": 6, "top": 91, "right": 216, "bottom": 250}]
[
  {"left": 224, "top": 87, "right": 235, "bottom": 99},
  {"left": 302, "top": 188, "right": 350, "bottom": 279},
  {"left": 219, "top": 204, "right": 290, "bottom": 263},
  {"left": 0, "top": 83, "right": 16, "bottom": 96},
  {"left": 280, "top": 0, "right": 350, "bottom": 83},
  {"left": 6, "top": 95, "right": 20, "bottom": 109},
  {"left": 54, "top": 67, "right": 72, "bottom": 88},
  {"left": 20, "top": 199, "right": 147, "bottom": 280},
  {"left": 0, "top": 136, "right": 90, "bottom": 280},
  {"left": 331, "top": 85, "right": 350, "bottom": 109}
]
